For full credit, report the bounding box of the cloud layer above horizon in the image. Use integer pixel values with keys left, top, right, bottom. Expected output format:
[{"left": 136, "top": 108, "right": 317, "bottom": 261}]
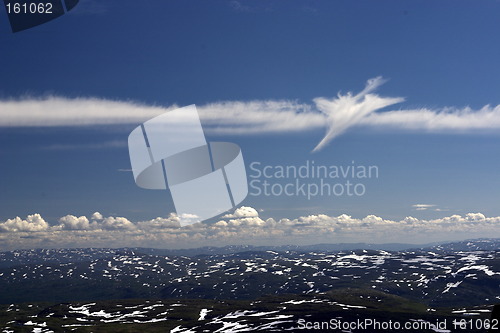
[
  {"left": 2, "top": 78, "right": 500, "bottom": 151},
  {"left": 1, "top": 207, "right": 499, "bottom": 251}
]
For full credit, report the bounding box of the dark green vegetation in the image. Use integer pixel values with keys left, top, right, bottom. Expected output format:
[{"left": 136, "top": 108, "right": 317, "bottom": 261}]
[
  {"left": 0, "top": 291, "right": 495, "bottom": 332},
  {"left": 0, "top": 239, "right": 499, "bottom": 331}
]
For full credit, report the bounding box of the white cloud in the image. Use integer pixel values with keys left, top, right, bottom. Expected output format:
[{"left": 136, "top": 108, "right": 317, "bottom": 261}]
[
  {"left": 100, "top": 216, "right": 136, "bottom": 230},
  {"left": 222, "top": 206, "right": 259, "bottom": 218},
  {"left": 0, "top": 214, "right": 49, "bottom": 232},
  {"left": 2, "top": 81, "right": 500, "bottom": 153},
  {"left": 412, "top": 204, "right": 437, "bottom": 211},
  {"left": 0, "top": 96, "right": 173, "bottom": 127},
  {"left": 198, "top": 100, "right": 324, "bottom": 134},
  {"left": 1, "top": 208, "right": 500, "bottom": 250},
  {"left": 360, "top": 105, "right": 500, "bottom": 131},
  {"left": 43, "top": 140, "right": 127, "bottom": 150},
  {"left": 312, "top": 76, "right": 404, "bottom": 152},
  {"left": 227, "top": 216, "right": 266, "bottom": 227},
  {"left": 465, "top": 213, "right": 486, "bottom": 221},
  {"left": 59, "top": 215, "right": 93, "bottom": 230},
  {"left": 56, "top": 213, "right": 137, "bottom": 231},
  {"left": 91, "top": 212, "right": 103, "bottom": 220},
  {"left": 136, "top": 214, "right": 181, "bottom": 230}
]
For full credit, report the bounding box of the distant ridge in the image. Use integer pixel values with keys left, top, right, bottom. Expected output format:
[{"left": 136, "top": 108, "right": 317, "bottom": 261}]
[
  {"left": 1, "top": 238, "right": 499, "bottom": 261},
  {"left": 129, "top": 238, "right": 499, "bottom": 257}
]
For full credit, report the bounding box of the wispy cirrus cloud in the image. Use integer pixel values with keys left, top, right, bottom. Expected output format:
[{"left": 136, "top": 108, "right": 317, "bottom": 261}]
[
  {"left": 311, "top": 76, "right": 404, "bottom": 151},
  {"left": 199, "top": 100, "right": 324, "bottom": 134},
  {"left": 2, "top": 78, "right": 500, "bottom": 152},
  {"left": 0, "top": 97, "right": 176, "bottom": 127},
  {"left": 43, "top": 140, "right": 127, "bottom": 150},
  {"left": 360, "top": 104, "right": 500, "bottom": 131},
  {"left": 412, "top": 204, "right": 437, "bottom": 211}
]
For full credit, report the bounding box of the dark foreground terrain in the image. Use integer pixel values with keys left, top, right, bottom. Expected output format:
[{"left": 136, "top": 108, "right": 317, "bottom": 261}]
[
  {"left": 1, "top": 239, "right": 499, "bottom": 332},
  {"left": 0, "top": 291, "right": 496, "bottom": 332}
]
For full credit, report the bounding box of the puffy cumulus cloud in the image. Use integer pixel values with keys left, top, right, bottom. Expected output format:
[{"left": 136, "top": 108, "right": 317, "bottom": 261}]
[
  {"left": 227, "top": 216, "right": 267, "bottom": 227},
  {"left": 57, "top": 214, "right": 137, "bottom": 231},
  {"left": 208, "top": 210, "right": 500, "bottom": 243},
  {"left": 177, "top": 213, "right": 200, "bottom": 226},
  {"left": 465, "top": 213, "right": 486, "bottom": 221},
  {"left": 2, "top": 208, "right": 500, "bottom": 250},
  {"left": 219, "top": 207, "right": 271, "bottom": 228},
  {"left": 222, "top": 206, "right": 259, "bottom": 218},
  {"left": 136, "top": 214, "right": 181, "bottom": 230},
  {"left": 362, "top": 215, "right": 385, "bottom": 223},
  {"left": 179, "top": 213, "right": 199, "bottom": 219},
  {"left": 0, "top": 214, "right": 49, "bottom": 232},
  {"left": 403, "top": 216, "right": 419, "bottom": 224},
  {"left": 91, "top": 212, "right": 103, "bottom": 220},
  {"left": 213, "top": 221, "right": 228, "bottom": 228},
  {"left": 58, "top": 215, "right": 94, "bottom": 230},
  {"left": 295, "top": 214, "right": 333, "bottom": 226},
  {"left": 100, "top": 217, "right": 136, "bottom": 230},
  {"left": 440, "top": 215, "right": 463, "bottom": 223}
]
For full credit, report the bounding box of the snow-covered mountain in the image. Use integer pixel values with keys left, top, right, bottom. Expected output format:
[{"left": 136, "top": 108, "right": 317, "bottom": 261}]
[{"left": 0, "top": 238, "right": 499, "bottom": 332}]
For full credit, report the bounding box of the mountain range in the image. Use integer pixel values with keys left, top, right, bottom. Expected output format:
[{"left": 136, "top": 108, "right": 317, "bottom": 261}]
[{"left": 0, "top": 238, "right": 499, "bottom": 332}]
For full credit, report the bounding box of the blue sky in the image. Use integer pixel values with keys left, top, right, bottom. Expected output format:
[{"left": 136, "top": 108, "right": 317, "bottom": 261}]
[{"left": 1, "top": 0, "right": 500, "bottom": 249}]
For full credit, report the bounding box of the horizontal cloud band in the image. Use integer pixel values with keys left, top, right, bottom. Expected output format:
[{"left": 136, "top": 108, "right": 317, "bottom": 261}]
[
  {"left": 2, "top": 78, "right": 500, "bottom": 151},
  {"left": 4, "top": 97, "right": 500, "bottom": 132},
  {"left": 1, "top": 208, "right": 500, "bottom": 250}
]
